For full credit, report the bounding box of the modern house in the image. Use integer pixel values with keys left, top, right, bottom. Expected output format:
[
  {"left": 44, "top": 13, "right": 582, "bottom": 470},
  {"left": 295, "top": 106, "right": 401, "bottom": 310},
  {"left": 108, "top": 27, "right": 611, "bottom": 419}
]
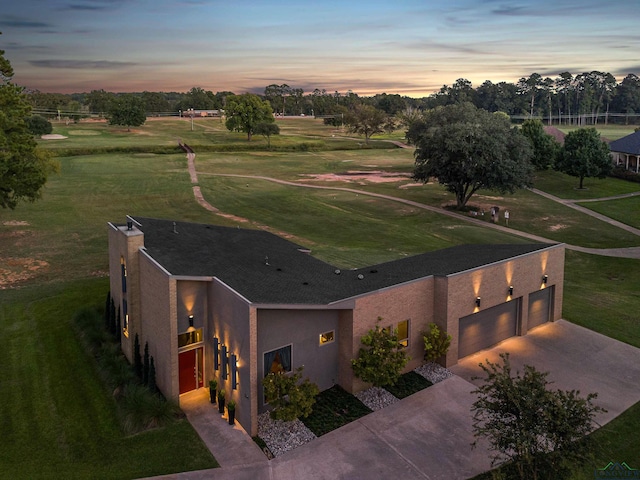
[
  {"left": 108, "top": 216, "right": 565, "bottom": 436},
  {"left": 609, "top": 130, "right": 640, "bottom": 173}
]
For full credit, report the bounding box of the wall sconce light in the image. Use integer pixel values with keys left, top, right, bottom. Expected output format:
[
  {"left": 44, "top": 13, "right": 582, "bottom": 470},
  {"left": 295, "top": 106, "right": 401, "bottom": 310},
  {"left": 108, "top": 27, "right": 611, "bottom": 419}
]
[
  {"left": 221, "top": 344, "right": 228, "bottom": 380},
  {"left": 186, "top": 314, "right": 196, "bottom": 333},
  {"left": 508, "top": 285, "right": 514, "bottom": 296},
  {"left": 213, "top": 337, "right": 219, "bottom": 370},
  {"left": 230, "top": 353, "right": 238, "bottom": 390},
  {"left": 542, "top": 275, "right": 548, "bottom": 285},
  {"left": 475, "top": 296, "right": 481, "bottom": 308}
]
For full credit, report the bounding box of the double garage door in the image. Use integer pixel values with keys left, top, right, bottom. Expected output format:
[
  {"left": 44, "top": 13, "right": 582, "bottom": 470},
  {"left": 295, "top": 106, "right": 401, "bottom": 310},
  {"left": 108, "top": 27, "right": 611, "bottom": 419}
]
[{"left": 458, "top": 288, "right": 553, "bottom": 359}]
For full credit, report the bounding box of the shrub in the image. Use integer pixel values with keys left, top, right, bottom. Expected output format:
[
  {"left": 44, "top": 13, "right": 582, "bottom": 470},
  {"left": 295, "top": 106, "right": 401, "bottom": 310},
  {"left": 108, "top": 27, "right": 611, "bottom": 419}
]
[
  {"left": 422, "top": 323, "right": 452, "bottom": 362},
  {"left": 262, "top": 366, "right": 318, "bottom": 421},
  {"left": 351, "top": 318, "right": 408, "bottom": 387},
  {"left": 26, "top": 115, "right": 53, "bottom": 136}
]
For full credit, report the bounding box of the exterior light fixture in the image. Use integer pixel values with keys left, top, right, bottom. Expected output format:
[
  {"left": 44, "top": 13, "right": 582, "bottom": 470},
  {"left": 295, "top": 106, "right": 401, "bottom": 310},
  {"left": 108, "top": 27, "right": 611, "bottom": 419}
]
[
  {"left": 542, "top": 275, "right": 548, "bottom": 285},
  {"left": 231, "top": 353, "right": 238, "bottom": 390},
  {"left": 475, "top": 297, "right": 481, "bottom": 308},
  {"left": 213, "top": 337, "right": 219, "bottom": 370},
  {"left": 508, "top": 285, "right": 514, "bottom": 296},
  {"left": 221, "top": 344, "right": 228, "bottom": 380},
  {"left": 186, "top": 314, "right": 196, "bottom": 333}
]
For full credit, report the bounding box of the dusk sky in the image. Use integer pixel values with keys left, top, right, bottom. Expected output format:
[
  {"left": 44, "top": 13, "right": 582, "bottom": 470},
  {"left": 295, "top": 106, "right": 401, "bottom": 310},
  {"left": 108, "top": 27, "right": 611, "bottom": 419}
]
[{"left": 2, "top": 0, "right": 639, "bottom": 97}]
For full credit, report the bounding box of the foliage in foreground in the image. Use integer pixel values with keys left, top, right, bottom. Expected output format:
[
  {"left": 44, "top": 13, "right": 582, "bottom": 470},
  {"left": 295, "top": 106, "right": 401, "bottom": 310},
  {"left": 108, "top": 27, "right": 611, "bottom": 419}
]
[
  {"left": 0, "top": 38, "right": 59, "bottom": 210},
  {"left": 262, "top": 366, "right": 319, "bottom": 421},
  {"left": 471, "top": 353, "right": 604, "bottom": 480},
  {"left": 351, "top": 319, "right": 409, "bottom": 387}
]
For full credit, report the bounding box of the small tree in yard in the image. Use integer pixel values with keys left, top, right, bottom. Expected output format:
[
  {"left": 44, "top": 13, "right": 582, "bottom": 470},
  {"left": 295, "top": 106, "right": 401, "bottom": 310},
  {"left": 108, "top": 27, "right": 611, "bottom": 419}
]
[
  {"left": 351, "top": 319, "right": 408, "bottom": 387},
  {"left": 262, "top": 366, "right": 318, "bottom": 421},
  {"left": 254, "top": 121, "right": 280, "bottom": 148},
  {"left": 344, "top": 104, "right": 388, "bottom": 144},
  {"left": 555, "top": 127, "right": 612, "bottom": 189},
  {"left": 422, "top": 323, "right": 452, "bottom": 362},
  {"left": 471, "top": 353, "right": 603, "bottom": 480}
]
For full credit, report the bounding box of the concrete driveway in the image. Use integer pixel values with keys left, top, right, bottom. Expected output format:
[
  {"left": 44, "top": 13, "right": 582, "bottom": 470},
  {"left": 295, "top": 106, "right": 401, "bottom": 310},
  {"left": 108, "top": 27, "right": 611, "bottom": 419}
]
[
  {"left": 153, "top": 319, "right": 640, "bottom": 480},
  {"left": 451, "top": 319, "right": 640, "bottom": 427}
]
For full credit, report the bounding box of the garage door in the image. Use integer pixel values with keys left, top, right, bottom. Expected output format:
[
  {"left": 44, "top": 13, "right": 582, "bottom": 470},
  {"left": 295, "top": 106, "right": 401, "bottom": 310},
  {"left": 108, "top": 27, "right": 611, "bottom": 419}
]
[
  {"left": 458, "top": 300, "right": 519, "bottom": 359},
  {"left": 527, "top": 287, "right": 553, "bottom": 330}
]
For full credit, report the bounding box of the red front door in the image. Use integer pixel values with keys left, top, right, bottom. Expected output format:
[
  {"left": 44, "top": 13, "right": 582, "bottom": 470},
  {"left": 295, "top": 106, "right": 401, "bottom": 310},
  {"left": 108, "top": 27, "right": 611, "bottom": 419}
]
[{"left": 179, "top": 347, "right": 204, "bottom": 394}]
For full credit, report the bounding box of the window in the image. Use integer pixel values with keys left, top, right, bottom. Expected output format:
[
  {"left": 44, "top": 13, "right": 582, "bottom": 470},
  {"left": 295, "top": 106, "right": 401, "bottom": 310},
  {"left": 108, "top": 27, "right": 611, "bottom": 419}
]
[
  {"left": 264, "top": 345, "right": 292, "bottom": 377},
  {"left": 319, "top": 330, "right": 335, "bottom": 346},
  {"left": 397, "top": 319, "right": 409, "bottom": 347},
  {"left": 122, "top": 299, "right": 129, "bottom": 337},
  {"left": 178, "top": 328, "right": 203, "bottom": 348},
  {"left": 120, "top": 256, "right": 127, "bottom": 293}
]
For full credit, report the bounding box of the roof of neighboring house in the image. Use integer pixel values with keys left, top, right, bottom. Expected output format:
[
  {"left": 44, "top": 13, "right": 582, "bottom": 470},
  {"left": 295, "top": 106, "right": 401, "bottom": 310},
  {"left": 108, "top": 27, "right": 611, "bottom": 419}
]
[
  {"left": 543, "top": 126, "right": 566, "bottom": 145},
  {"left": 129, "top": 217, "right": 556, "bottom": 305},
  {"left": 609, "top": 130, "right": 640, "bottom": 155}
]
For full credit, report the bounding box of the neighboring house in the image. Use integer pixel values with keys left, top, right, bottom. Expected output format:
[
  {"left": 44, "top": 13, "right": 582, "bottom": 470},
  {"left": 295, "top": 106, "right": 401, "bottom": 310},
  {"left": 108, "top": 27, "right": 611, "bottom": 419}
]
[
  {"left": 543, "top": 126, "right": 566, "bottom": 146},
  {"left": 609, "top": 130, "right": 640, "bottom": 173},
  {"left": 108, "top": 216, "right": 565, "bottom": 436}
]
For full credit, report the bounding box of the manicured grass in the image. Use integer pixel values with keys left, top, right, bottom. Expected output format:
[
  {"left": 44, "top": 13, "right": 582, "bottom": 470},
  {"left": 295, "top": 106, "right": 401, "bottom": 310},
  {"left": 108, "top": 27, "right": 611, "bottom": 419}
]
[
  {"left": 301, "top": 385, "right": 372, "bottom": 437},
  {"left": 533, "top": 169, "right": 640, "bottom": 199},
  {"left": 0, "top": 279, "right": 217, "bottom": 480},
  {"left": 558, "top": 124, "right": 640, "bottom": 141},
  {"left": 563, "top": 251, "right": 640, "bottom": 349},
  {"left": 384, "top": 372, "right": 433, "bottom": 399},
  {"left": 579, "top": 195, "right": 640, "bottom": 229}
]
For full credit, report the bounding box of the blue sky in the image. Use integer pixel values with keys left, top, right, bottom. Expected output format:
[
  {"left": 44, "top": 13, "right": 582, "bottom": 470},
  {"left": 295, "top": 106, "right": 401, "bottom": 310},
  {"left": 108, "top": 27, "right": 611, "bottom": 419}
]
[{"left": 1, "top": 0, "right": 639, "bottom": 96}]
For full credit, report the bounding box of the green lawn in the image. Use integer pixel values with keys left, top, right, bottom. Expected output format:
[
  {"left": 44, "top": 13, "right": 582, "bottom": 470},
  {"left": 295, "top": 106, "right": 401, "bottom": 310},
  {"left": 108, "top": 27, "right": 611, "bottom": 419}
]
[
  {"left": 3, "top": 117, "right": 640, "bottom": 478},
  {"left": 533, "top": 169, "right": 640, "bottom": 199},
  {"left": 558, "top": 124, "right": 640, "bottom": 141},
  {"left": 579, "top": 195, "right": 640, "bottom": 230},
  {"left": 0, "top": 280, "right": 216, "bottom": 480}
]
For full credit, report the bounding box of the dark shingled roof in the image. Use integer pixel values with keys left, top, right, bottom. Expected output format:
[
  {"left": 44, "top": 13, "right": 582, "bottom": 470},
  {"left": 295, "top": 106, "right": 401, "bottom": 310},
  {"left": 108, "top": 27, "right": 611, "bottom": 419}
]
[
  {"left": 130, "top": 217, "right": 554, "bottom": 305},
  {"left": 609, "top": 131, "right": 640, "bottom": 155}
]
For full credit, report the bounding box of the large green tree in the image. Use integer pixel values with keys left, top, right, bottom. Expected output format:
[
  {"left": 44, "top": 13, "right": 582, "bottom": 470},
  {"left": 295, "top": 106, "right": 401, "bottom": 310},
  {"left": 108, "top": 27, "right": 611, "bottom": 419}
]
[
  {"left": 472, "top": 354, "right": 602, "bottom": 480},
  {"left": 107, "top": 94, "right": 146, "bottom": 131},
  {"left": 555, "top": 127, "right": 612, "bottom": 189},
  {"left": 0, "top": 38, "right": 57, "bottom": 210},
  {"left": 520, "top": 119, "right": 560, "bottom": 170},
  {"left": 412, "top": 103, "right": 534, "bottom": 209},
  {"left": 224, "top": 93, "right": 274, "bottom": 141}
]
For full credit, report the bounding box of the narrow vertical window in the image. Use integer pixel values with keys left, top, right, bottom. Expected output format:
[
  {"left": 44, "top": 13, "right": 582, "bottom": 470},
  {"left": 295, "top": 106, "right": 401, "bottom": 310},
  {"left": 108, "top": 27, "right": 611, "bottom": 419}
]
[
  {"left": 397, "top": 319, "right": 409, "bottom": 348},
  {"left": 120, "top": 256, "right": 127, "bottom": 293}
]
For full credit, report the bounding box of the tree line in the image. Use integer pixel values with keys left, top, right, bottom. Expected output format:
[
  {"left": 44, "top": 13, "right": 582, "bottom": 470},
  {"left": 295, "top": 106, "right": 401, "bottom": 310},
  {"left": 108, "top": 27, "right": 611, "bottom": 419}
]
[{"left": 25, "top": 71, "right": 640, "bottom": 125}]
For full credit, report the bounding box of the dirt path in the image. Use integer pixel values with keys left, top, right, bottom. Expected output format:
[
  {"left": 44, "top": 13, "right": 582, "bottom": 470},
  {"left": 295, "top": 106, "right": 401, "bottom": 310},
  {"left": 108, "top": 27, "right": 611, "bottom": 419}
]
[{"left": 181, "top": 147, "right": 640, "bottom": 259}]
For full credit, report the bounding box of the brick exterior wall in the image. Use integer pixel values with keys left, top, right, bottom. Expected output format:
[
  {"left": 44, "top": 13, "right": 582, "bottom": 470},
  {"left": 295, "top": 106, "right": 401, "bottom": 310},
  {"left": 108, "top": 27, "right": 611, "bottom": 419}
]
[
  {"left": 139, "top": 252, "right": 177, "bottom": 400},
  {"left": 343, "top": 277, "right": 434, "bottom": 393},
  {"left": 107, "top": 222, "right": 144, "bottom": 363},
  {"left": 442, "top": 244, "right": 565, "bottom": 365}
]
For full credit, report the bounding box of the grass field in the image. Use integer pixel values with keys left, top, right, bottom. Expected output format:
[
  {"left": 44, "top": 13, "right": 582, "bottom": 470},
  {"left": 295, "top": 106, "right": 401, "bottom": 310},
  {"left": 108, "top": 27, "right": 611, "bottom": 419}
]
[{"left": 3, "top": 117, "right": 640, "bottom": 478}]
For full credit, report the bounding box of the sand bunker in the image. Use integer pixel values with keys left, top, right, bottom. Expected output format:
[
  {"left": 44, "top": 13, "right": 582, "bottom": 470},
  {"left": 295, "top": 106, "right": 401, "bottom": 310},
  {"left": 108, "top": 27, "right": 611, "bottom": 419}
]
[
  {"left": 299, "top": 171, "right": 412, "bottom": 184},
  {"left": 41, "top": 134, "right": 68, "bottom": 140}
]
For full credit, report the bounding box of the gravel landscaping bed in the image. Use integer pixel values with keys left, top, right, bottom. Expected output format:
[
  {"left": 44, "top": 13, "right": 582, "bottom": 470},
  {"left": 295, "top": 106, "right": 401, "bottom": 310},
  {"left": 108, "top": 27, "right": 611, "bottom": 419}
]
[
  {"left": 257, "top": 412, "right": 316, "bottom": 457},
  {"left": 414, "top": 362, "right": 454, "bottom": 384},
  {"left": 355, "top": 386, "right": 399, "bottom": 411},
  {"left": 256, "top": 364, "right": 454, "bottom": 457}
]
